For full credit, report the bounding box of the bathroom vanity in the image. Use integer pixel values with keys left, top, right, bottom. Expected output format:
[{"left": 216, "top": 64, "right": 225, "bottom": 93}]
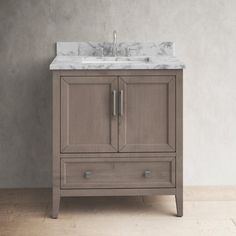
[{"left": 50, "top": 41, "right": 184, "bottom": 218}]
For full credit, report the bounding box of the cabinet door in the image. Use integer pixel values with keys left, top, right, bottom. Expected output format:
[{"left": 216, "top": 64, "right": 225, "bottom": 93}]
[
  {"left": 61, "top": 76, "right": 118, "bottom": 153},
  {"left": 119, "top": 76, "right": 175, "bottom": 152}
]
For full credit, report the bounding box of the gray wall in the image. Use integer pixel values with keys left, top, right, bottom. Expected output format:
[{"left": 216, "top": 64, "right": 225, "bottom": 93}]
[{"left": 0, "top": 0, "right": 236, "bottom": 187}]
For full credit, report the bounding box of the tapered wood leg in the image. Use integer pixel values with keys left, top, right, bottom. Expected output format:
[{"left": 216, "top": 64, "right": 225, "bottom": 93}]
[
  {"left": 52, "top": 191, "right": 60, "bottom": 219},
  {"left": 175, "top": 191, "right": 183, "bottom": 217}
]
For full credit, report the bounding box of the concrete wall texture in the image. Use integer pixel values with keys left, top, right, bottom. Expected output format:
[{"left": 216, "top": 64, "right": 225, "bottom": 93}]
[{"left": 0, "top": 0, "right": 236, "bottom": 187}]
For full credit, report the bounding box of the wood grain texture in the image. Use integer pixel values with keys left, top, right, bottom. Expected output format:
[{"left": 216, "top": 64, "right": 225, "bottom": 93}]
[
  {"left": 2, "top": 188, "right": 236, "bottom": 236},
  {"left": 52, "top": 71, "right": 61, "bottom": 219},
  {"left": 175, "top": 70, "right": 183, "bottom": 217},
  {"left": 57, "top": 69, "right": 180, "bottom": 77},
  {"left": 52, "top": 69, "right": 183, "bottom": 218},
  {"left": 61, "top": 157, "right": 175, "bottom": 189},
  {"left": 61, "top": 76, "right": 118, "bottom": 153},
  {"left": 60, "top": 152, "right": 176, "bottom": 158},
  {"left": 60, "top": 188, "right": 176, "bottom": 197},
  {"left": 119, "top": 76, "right": 175, "bottom": 152}
]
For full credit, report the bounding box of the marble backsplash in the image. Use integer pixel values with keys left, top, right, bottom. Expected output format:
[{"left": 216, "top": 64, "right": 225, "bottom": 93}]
[{"left": 56, "top": 42, "right": 175, "bottom": 57}]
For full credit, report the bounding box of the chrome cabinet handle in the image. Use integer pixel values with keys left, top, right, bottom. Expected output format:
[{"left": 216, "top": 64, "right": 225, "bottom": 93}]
[
  {"left": 84, "top": 171, "right": 92, "bottom": 179},
  {"left": 143, "top": 170, "right": 151, "bottom": 178},
  {"left": 119, "top": 90, "right": 124, "bottom": 116},
  {"left": 112, "top": 90, "right": 117, "bottom": 116}
]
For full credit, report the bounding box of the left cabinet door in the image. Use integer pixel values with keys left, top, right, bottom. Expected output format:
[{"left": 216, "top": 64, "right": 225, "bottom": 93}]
[{"left": 61, "top": 76, "right": 118, "bottom": 153}]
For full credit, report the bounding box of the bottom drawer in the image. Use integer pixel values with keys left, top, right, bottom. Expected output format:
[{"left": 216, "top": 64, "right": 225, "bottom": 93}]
[{"left": 61, "top": 157, "right": 175, "bottom": 189}]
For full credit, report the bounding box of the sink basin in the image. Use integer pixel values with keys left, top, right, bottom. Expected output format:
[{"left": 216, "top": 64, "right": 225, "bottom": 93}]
[{"left": 81, "top": 56, "right": 151, "bottom": 64}]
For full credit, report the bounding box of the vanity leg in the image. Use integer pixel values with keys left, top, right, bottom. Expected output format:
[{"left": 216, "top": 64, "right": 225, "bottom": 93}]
[
  {"left": 175, "top": 191, "right": 183, "bottom": 217},
  {"left": 175, "top": 70, "right": 183, "bottom": 217},
  {"left": 52, "top": 73, "right": 61, "bottom": 219},
  {"left": 52, "top": 191, "right": 60, "bottom": 219}
]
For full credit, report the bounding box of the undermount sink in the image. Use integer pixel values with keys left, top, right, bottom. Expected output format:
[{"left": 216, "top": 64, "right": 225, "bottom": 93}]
[{"left": 81, "top": 56, "right": 151, "bottom": 64}]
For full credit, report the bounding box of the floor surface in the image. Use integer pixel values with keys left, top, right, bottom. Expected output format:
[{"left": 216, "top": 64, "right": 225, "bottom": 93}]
[{"left": 0, "top": 187, "right": 236, "bottom": 236}]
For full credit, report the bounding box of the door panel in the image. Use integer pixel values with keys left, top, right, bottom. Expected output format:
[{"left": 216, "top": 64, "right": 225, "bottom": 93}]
[
  {"left": 61, "top": 76, "right": 118, "bottom": 153},
  {"left": 119, "top": 76, "right": 175, "bottom": 152}
]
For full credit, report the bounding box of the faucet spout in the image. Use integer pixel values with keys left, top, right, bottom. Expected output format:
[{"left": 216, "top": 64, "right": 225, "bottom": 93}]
[{"left": 112, "top": 30, "right": 117, "bottom": 56}]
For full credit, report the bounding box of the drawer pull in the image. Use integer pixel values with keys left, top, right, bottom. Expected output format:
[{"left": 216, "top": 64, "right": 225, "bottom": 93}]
[
  {"left": 143, "top": 170, "right": 151, "bottom": 178},
  {"left": 84, "top": 171, "right": 92, "bottom": 179},
  {"left": 112, "top": 90, "right": 117, "bottom": 116},
  {"left": 119, "top": 90, "right": 124, "bottom": 116}
]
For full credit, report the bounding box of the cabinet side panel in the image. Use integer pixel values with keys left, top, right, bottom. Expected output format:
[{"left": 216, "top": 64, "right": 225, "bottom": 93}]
[
  {"left": 175, "top": 70, "right": 183, "bottom": 215},
  {"left": 52, "top": 71, "right": 61, "bottom": 215}
]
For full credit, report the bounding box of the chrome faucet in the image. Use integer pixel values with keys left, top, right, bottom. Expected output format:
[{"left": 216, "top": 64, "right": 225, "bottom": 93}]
[{"left": 112, "top": 30, "right": 117, "bottom": 56}]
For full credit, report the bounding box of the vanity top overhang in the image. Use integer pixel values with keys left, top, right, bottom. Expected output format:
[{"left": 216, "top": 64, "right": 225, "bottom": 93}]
[{"left": 50, "top": 42, "right": 185, "bottom": 70}]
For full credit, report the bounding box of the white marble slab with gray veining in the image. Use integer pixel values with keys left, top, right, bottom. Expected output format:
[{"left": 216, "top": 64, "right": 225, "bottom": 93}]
[{"left": 50, "top": 42, "right": 185, "bottom": 70}]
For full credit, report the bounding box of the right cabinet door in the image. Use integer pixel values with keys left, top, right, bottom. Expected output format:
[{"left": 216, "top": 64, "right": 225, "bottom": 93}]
[{"left": 119, "top": 76, "right": 176, "bottom": 152}]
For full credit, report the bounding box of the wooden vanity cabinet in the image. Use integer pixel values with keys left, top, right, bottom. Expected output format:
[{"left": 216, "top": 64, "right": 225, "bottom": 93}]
[{"left": 52, "top": 70, "right": 183, "bottom": 218}]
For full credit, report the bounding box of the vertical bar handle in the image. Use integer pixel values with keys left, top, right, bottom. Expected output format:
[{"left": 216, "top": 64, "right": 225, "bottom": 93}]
[
  {"left": 119, "top": 90, "right": 124, "bottom": 116},
  {"left": 112, "top": 90, "right": 117, "bottom": 116}
]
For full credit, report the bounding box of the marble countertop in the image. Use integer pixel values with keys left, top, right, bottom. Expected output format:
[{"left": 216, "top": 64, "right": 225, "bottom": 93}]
[
  {"left": 49, "top": 42, "right": 185, "bottom": 70},
  {"left": 50, "top": 56, "right": 185, "bottom": 70}
]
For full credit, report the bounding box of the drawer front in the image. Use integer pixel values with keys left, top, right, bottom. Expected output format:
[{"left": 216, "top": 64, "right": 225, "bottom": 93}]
[{"left": 61, "top": 158, "right": 175, "bottom": 189}]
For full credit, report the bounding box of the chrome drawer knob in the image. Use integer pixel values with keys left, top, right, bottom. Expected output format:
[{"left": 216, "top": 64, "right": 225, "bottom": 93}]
[
  {"left": 84, "top": 171, "right": 92, "bottom": 179},
  {"left": 143, "top": 170, "right": 151, "bottom": 178}
]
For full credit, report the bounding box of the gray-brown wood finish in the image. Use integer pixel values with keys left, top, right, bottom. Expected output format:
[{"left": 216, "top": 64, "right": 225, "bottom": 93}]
[
  {"left": 60, "top": 152, "right": 176, "bottom": 158},
  {"left": 52, "top": 72, "right": 61, "bottom": 219},
  {"left": 52, "top": 69, "right": 183, "bottom": 218},
  {"left": 60, "top": 188, "right": 176, "bottom": 197},
  {"left": 61, "top": 157, "right": 175, "bottom": 189},
  {"left": 175, "top": 70, "right": 183, "bottom": 217},
  {"left": 61, "top": 76, "right": 118, "bottom": 153},
  {"left": 119, "top": 76, "right": 175, "bottom": 152}
]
